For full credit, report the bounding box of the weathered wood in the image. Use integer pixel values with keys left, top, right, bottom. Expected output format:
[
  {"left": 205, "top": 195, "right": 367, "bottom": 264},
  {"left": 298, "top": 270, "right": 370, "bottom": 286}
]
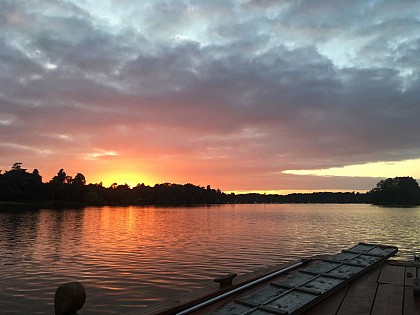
[
  {"left": 189, "top": 271, "right": 292, "bottom": 315},
  {"left": 214, "top": 273, "right": 237, "bottom": 288},
  {"left": 378, "top": 263, "right": 405, "bottom": 286},
  {"left": 371, "top": 283, "right": 404, "bottom": 315},
  {"left": 303, "top": 286, "right": 348, "bottom": 315},
  {"left": 403, "top": 285, "right": 420, "bottom": 315},
  {"left": 405, "top": 266, "right": 416, "bottom": 287},
  {"left": 141, "top": 244, "right": 401, "bottom": 315},
  {"left": 336, "top": 281, "right": 377, "bottom": 315},
  {"left": 358, "top": 264, "right": 382, "bottom": 283},
  {"left": 140, "top": 260, "right": 305, "bottom": 315},
  {"left": 413, "top": 278, "right": 420, "bottom": 296}
]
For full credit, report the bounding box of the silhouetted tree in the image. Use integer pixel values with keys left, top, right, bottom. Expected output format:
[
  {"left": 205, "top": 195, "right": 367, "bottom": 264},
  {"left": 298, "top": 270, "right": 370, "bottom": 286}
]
[
  {"left": 66, "top": 173, "right": 87, "bottom": 202},
  {"left": 51, "top": 169, "right": 67, "bottom": 184},
  {"left": 0, "top": 163, "right": 43, "bottom": 202},
  {"left": 32, "top": 169, "right": 41, "bottom": 177},
  {"left": 65, "top": 175, "right": 73, "bottom": 185},
  {"left": 84, "top": 183, "right": 105, "bottom": 205},
  {"left": 368, "top": 176, "right": 420, "bottom": 205},
  {"left": 48, "top": 169, "right": 69, "bottom": 202},
  {"left": 11, "top": 162, "right": 25, "bottom": 171},
  {"left": 73, "top": 173, "right": 86, "bottom": 186}
]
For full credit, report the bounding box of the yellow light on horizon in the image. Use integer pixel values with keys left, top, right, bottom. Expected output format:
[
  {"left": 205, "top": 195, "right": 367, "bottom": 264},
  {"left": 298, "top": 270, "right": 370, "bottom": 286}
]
[
  {"left": 283, "top": 158, "right": 420, "bottom": 179},
  {"left": 94, "top": 172, "right": 156, "bottom": 188}
]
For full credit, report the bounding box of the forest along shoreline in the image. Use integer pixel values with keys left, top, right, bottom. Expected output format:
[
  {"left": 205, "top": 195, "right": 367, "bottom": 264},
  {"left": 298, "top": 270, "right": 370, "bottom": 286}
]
[{"left": 1, "top": 162, "right": 420, "bottom": 207}]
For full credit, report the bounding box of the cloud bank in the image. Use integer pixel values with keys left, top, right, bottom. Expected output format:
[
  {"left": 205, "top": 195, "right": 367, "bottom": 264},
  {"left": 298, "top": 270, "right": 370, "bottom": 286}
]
[{"left": 0, "top": 0, "right": 419, "bottom": 191}]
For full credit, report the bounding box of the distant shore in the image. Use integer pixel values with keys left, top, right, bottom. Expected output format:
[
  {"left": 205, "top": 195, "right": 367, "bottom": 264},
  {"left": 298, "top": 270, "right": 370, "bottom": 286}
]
[
  {"left": 1, "top": 164, "right": 419, "bottom": 207},
  {"left": 0, "top": 190, "right": 370, "bottom": 209}
]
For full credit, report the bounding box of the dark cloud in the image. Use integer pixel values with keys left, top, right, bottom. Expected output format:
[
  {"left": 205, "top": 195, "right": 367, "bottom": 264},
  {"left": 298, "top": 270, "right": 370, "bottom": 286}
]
[{"left": 0, "top": 0, "right": 419, "bottom": 189}]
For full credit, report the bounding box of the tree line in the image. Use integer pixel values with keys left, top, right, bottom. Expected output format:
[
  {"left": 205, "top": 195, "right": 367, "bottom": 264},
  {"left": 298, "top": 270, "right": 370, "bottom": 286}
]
[
  {"left": 0, "top": 163, "right": 419, "bottom": 206},
  {"left": 0, "top": 163, "right": 226, "bottom": 206},
  {"left": 367, "top": 176, "right": 420, "bottom": 206}
]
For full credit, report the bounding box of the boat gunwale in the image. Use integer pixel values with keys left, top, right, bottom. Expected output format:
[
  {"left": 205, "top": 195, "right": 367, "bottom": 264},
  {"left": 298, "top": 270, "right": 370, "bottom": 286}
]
[
  {"left": 138, "top": 243, "right": 400, "bottom": 315},
  {"left": 137, "top": 258, "right": 316, "bottom": 315}
]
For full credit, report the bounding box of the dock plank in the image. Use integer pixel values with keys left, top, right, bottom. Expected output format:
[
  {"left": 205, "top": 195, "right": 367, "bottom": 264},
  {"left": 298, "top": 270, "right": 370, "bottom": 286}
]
[
  {"left": 358, "top": 265, "right": 382, "bottom": 283},
  {"left": 141, "top": 245, "right": 400, "bottom": 315},
  {"left": 405, "top": 266, "right": 416, "bottom": 287},
  {"left": 336, "top": 281, "right": 377, "bottom": 315},
  {"left": 378, "top": 263, "right": 405, "bottom": 285},
  {"left": 303, "top": 286, "right": 348, "bottom": 315},
  {"left": 403, "top": 285, "right": 420, "bottom": 315},
  {"left": 371, "top": 283, "right": 404, "bottom": 315}
]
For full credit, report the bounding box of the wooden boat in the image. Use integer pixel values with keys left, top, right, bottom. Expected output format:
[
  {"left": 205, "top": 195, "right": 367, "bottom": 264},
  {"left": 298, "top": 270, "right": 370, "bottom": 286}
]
[{"left": 138, "top": 243, "right": 420, "bottom": 315}]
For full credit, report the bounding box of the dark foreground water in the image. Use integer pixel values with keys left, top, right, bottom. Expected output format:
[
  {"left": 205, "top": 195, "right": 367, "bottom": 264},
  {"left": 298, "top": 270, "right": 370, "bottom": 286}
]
[{"left": 1, "top": 204, "right": 419, "bottom": 314}]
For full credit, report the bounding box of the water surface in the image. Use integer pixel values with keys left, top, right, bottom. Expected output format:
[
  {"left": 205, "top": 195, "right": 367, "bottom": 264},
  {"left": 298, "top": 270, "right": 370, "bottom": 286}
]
[{"left": 1, "top": 204, "right": 419, "bottom": 314}]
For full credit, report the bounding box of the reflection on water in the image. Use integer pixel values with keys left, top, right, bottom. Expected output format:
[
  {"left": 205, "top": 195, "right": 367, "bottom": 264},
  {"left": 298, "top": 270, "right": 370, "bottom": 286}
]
[{"left": 1, "top": 204, "right": 420, "bottom": 314}]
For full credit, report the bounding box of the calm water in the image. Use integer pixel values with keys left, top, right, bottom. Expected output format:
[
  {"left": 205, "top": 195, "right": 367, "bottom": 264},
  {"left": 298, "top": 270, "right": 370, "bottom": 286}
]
[{"left": 1, "top": 204, "right": 420, "bottom": 314}]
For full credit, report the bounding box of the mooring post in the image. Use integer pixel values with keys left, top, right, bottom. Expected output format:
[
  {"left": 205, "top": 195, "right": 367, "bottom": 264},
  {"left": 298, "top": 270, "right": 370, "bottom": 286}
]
[
  {"left": 54, "top": 282, "right": 86, "bottom": 315},
  {"left": 214, "top": 273, "right": 237, "bottom": 289}
]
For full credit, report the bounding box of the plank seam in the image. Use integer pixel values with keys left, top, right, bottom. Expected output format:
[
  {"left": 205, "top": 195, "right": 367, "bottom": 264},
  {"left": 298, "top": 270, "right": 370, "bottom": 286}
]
[
  {"left": 369, "top": 282, "right": 380, "bottom": 315},
  {"left": 334, "top": 285, "right": 349, "bottom": 315}
]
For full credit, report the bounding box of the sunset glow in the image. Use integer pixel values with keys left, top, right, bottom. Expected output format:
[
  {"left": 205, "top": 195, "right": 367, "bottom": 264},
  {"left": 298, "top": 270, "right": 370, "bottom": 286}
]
[
  {"left": 284, "top": 159, "right": 420, "bottom": 179},
  {"left": 97, "top": 172, "right": 156, "bottom": 189},
  {"left": 1, "top": 1, "right": 419, "bottom": 192}
]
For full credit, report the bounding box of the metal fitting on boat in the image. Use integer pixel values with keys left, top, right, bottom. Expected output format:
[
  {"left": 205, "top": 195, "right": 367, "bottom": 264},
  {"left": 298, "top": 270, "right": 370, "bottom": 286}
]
[{"left": 214, "top": 273, "right": 237, "bottom": 288}]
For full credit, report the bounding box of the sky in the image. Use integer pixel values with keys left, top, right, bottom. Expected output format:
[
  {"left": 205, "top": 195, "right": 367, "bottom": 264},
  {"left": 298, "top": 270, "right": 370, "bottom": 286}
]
[{"left": 0, "top": 0, "right": 419, "bottom": 193}]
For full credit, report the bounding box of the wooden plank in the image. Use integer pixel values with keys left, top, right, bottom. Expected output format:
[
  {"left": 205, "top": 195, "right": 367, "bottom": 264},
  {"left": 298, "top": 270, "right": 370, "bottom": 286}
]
[
  {"left": 145, "top": 245, "right": 397, "bottom": 315},
  {"left": 378, "top": 263, "right": 405, "bottom": 285},
  {"left": 403, "top": 285, "right": 420, "bottom": 315},
  {"left": 303, "top": 286, "right": 348, "bottom": 315},
  {"left": 337, "top": 281, "right": 377, "bottom": 315},
  {"left": 141, "top": 260, "right": 302, "bottom": 315},
  {"left": 371, "top": 283, "right": 404, "bottom": 315},
  {"left": 405, "top": 266, "right": 416, "bottom": 287},
  {"left": 358, "top": 264, "right": 381, "bottom": 283}
]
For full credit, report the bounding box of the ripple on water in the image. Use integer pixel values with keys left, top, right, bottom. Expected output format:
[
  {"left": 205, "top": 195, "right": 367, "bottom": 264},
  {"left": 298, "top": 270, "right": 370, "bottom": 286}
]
[{"left": 0, "top": 204, "right": 419, "bottom": 314}]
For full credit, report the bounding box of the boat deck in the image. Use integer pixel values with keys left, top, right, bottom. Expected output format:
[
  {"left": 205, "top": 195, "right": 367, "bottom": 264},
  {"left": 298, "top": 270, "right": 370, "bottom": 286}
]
[
  {"left": 303, "top": 259, "right": 420, "bottom": 315},
  {"left": 141, "top": 258, "right": 420, "bottom": 315},
  {"left": 202, "top": 260, "right": 420, "bottom": 315}
]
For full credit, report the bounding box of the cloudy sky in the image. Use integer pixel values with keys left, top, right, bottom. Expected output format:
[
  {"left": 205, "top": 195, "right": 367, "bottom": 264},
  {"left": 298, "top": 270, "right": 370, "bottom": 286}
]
[{"left": 1, "top": 0, "right": 419, "bottom": 193}]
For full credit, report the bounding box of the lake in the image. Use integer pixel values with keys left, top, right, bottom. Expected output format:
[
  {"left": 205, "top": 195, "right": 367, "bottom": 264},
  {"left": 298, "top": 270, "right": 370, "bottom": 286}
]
[{"left": 1, "top": 204, "right": 419, "bottom": 314}]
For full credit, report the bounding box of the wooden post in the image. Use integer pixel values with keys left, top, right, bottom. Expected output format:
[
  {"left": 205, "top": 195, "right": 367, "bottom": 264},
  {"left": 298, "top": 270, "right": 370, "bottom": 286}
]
[
  {"left": 54, "top": 282, "right": 86, "bottom": 315},
  {"left": 214, "top": 273, "right": 237, "bottom": 288}
]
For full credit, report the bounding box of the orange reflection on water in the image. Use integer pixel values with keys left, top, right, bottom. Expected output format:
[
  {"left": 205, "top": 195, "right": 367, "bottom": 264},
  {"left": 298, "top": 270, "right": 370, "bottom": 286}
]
[
  {"left": 81, "top": 206, "right": 178, "bottom": 258},
  {"left": 32, "top": 209, "right": 85, "bottom": 263},
  {"left": 2, "top": 204, "right": 420, "bottom": 315}
]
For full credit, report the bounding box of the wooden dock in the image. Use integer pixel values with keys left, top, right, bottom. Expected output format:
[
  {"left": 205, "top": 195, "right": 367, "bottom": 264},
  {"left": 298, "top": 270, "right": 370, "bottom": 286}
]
[
  {"left": 181, "top": 260, "right": 420, "bottom": 315},
  {"left": 303, "top": 259, "right": 420, "bottom": 315},
  {"left": 140, "top": 245, "right": 420, "bottom": 315}
]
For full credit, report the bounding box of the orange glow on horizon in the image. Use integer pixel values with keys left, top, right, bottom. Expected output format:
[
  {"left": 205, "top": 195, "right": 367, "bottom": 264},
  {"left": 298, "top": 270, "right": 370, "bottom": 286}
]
[{"left": 92, "top": 171, "right": 156, "bottom": 188}]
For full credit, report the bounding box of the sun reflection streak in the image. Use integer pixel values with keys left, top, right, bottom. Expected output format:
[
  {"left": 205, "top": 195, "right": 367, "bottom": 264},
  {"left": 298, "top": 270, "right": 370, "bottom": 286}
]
[{"left": 2, "top": 205, "right": 420, "bottom": 314}]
